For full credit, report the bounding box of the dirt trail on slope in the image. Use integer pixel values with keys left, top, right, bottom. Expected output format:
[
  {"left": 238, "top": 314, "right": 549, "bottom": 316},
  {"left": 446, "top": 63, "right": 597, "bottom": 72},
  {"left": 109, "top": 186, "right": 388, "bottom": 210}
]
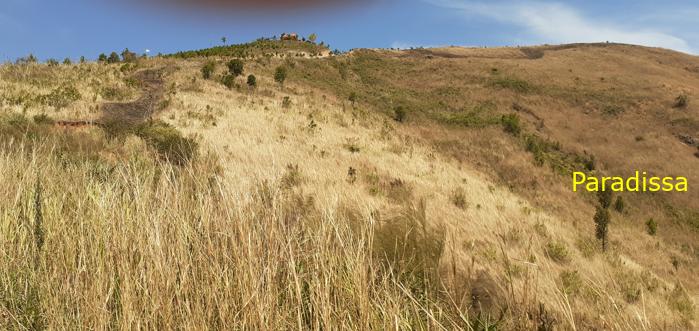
[{"left": 57, "top": 66, "right": 173, "bottom": 130}]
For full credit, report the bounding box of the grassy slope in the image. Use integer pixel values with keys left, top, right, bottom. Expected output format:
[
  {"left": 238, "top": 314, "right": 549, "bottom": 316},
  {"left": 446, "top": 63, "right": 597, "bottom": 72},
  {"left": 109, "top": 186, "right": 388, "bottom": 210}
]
[{"left": 0, "top": 42, "right": 697, "bottom": 329}]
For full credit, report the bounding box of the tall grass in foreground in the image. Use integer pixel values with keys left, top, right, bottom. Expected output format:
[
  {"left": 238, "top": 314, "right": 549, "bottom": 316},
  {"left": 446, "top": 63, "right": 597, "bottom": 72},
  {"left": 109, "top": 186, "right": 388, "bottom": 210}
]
[{"left": 0, "top": 136, "right": 468, "bottom": 330}]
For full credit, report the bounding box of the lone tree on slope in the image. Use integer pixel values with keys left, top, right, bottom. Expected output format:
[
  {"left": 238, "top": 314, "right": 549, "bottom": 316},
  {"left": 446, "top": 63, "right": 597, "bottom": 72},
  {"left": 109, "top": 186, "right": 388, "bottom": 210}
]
[
  {"left": 594, "top": 189, "right": 613, "bottom": 251},
  {"left": 274, "top": 66, "right": 287, "bottom": 86}
]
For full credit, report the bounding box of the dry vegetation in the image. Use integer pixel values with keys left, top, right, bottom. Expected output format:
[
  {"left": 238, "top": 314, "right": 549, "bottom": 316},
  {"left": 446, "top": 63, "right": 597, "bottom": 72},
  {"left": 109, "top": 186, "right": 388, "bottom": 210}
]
[{"left": 1, "top": 41, "right": 697, "bottom": 329}]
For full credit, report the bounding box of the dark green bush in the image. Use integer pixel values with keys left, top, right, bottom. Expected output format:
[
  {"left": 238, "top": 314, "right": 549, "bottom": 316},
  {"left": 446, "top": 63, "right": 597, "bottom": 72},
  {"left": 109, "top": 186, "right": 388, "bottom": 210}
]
[
  {"left": 107, "top": 52, "right": 120, "bottom": 64},
  {"left": 40, "top": 85, "right": 81, "bottom": 109},
  {"left": 227, "top": 59, "right": 244, "bottom": 77},
  {"left": 32, "top": 114, "right": 54, "bottom": 125},
  {"left": 501, "top": 113, "right": 521, "bottom": 136},
  {"left": 545, "top": 241, "right": 570, "bottom": 264},
  {"left": 489, "top": 77, "right": 532, "bottom": 93},
  {"left": 202, "top": 61, "right": 216, "bottom": 79},
  {"left": 393, "top": 106, "right": 406, "bottom": 123},
  {"left": 646, "top": 218, "right": 657, "bottom": 236},
  {"left": 221, "top": 74, "right": 236, "bottom": 89},
  {"left": 135, "top": 120, "right": 198, "bottom": 165},
  {"left": 121, "top": 48, "right": 137, "bottom": 62},
  {"left": 274, "top": 66, "right": 287, "bottom": 85},
  {"left": 247, "top": 74, "right": 257, "bottom": 88}
]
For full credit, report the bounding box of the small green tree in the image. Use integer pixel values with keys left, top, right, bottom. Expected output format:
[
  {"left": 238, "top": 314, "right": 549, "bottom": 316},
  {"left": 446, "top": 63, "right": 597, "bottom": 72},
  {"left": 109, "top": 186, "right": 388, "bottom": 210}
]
[
  {"left": 274, "top": 66, "right": 287, "bottom": 86},
  {"left": 227, "top": 59, "right": 244, "bottom": 77},
  {"left": 121, "top": 48, "right": 137, "bottom": 62},
  {"left": 594, "top": 206, "right": 610, "bottom": 251},
  {"left": 80, "top": 56, "right": 86, "bottom": 64},
  {"left": 63, "top": 58, "right": 72, "bottom": 65},
  {"left": 107, "top": 52, "right": 120, "bottom": 64},
  {"left": 46, "top": 59, "right": 59, "bottom": 67},
  {"left": 247, "top": 74, "right": 257, "bottom": 88},
  {"left": 98, "top": 53, "right": 108, "bottom": 63},
  {"left": 308, "top": 33, "right": 317, "bottom": 43},
  {"left": 202, "top": 61, "right": 216, "bottom": 79},
  {"left": 597, "top": 189, "right": 613, "bottom": 210},
  {"left": 646, "top": 218, "right": 657, "bottom": 236},
  {"left": 221, "top": 36, "right": 227, "bottom": 45},
  {"left": 394, "top": 106, "right": 406, "bottom": 123}
]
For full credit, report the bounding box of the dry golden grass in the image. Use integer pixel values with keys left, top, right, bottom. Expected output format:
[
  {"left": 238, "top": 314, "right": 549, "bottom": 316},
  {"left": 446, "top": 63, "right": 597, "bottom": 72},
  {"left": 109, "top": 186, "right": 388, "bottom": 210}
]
[{"left": 1, "top": 43, "right": 697, "bottom": 329}]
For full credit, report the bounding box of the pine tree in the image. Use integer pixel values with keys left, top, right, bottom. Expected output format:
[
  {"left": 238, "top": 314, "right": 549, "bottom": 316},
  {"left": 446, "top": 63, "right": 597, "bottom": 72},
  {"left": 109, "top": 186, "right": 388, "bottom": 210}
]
[
  {"left": 594, "top": 206, "right": 610, "bottom": 251},
  {"left": 107, "top": 52, "right": 120, "bottom": 64},
  {"left": 274, "top": 66, "right": 287, "bottom": 86},
  {"left": 227, "top": 59, "right": 244, "bottom": 77}
]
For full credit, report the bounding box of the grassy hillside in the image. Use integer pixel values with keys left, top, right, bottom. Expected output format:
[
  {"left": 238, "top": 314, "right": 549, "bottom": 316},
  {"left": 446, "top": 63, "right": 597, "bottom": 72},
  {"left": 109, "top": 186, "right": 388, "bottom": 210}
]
[{"left": 1, "top": 40, "right": 697, "bottom": 329}]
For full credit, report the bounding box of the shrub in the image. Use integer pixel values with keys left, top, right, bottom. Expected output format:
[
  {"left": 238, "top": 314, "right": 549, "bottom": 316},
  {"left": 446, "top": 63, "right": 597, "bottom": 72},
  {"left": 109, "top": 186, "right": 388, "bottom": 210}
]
[
  {"left": 247, "top": 74, "right": 257, "bottom": 88},
  {"left": 450, "top": 188, "right": 467, "bottom": 209},
  {"left": 545, "top": 241, "right": 570, "bottom": 264},
  {"left": 40, "top": 85, "right": 81, "bottom": 109},
  {"left": 603, "top": 105, "right": 624, "bottom": 116},
  {"left": 308, "top": 33, "right": 317, "bottom": 43},
  {"left": 98, "top": 53, "right": 107, "bottom": 62},
  {"left": 100, "top": 86, "right": 132, "bottom": 101},
  {"left": 668, "top": 284, "right": 695, "bottom": 321},
  {"left": 348, "top": 92, "right": 358, "bottom": 105},
  {"left": 489, "top": 77, "right": 532, "bottom": 93},
  {"left": 282, "top": 96, "right": 292, "bottom": 109},
  {"left": 135, "top": 120, "right": 198, "bottom": 165},
  {"left": 107, "top": 52, "right": 120, "bottom": 64},
  {"left": 560, "top": 270, "right": 582, "bottom": 297},
  {"left": 347, "top": 167, "right": 357, "bottom": 184},
  {"left": 121, "top": 48, "right": 138, "bottom": 62},
  {"left": 63, "top": 58, "right": 72, "bottom": 65},
  {"left": 32, "top": 114, "right": 54, "bottom": 125},
  {"left": 221, "top": 74, "right": 236, "bottom": 89},
  {"left": 343, "top": 138, "right": 361, "bottom": 153},
  {"left": 393, "top": 106, "right": 406, "bottom": 123},
  {"left": 501, "top": 113, "right": 521, "bottom": 136},
  {"left": 373, "top": 199, "right": 445, "bottom": 294},
  {"left": 674, "top": 94, "right": 689, "bottom": 108},
  {"left": 227, "top": 59, "right": 244, "bottom": 77},
  {"left": 617, "top": 271, "right": 642, "bottom": 303},
  {"left": 274, "top": 66, "right": 287, "bottom": 85},
  {"left": 613, "top": 196, "right": 625, "bottom": 213},
  {"left": 46, "top": 59, "right": 59, "bottom": 67},
  {"left": 646, "top": 218, "right": 657, "bottom": 236},
  {"left": 201, "top": 61, "right": 216, "bottom": 79}
]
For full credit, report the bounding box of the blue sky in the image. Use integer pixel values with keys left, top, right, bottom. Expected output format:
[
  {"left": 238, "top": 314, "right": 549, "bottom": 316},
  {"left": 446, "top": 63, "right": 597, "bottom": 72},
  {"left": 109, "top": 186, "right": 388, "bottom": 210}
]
[{"left": 1, "top": 0, "right": 697, "bottom": 62}]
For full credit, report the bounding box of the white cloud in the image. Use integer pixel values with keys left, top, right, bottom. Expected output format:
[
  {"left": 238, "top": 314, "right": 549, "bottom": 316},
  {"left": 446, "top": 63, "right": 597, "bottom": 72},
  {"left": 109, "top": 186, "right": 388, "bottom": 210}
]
[{"left": 427, "top": 0, "right": 694, "bottom": 53}]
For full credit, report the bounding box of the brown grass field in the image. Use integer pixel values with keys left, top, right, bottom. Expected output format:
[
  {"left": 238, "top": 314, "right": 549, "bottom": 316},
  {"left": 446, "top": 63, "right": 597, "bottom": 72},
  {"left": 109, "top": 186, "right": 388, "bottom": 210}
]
[{"left": 0, "top": 40, "right": 697, "bottom": 329}]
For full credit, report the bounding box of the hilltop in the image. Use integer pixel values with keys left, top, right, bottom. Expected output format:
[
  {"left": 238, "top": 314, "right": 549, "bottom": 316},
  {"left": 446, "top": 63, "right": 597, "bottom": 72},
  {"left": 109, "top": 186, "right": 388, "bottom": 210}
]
[{"left": 0, "top": 40, "right": 697, "bottom": 330}]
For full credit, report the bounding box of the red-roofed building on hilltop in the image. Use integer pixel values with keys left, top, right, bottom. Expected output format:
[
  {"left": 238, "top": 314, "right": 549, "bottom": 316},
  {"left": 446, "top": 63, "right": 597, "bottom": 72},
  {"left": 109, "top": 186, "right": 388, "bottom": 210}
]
[{"left": 280, "top": 33, "right": 299, "bottom": 41}]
